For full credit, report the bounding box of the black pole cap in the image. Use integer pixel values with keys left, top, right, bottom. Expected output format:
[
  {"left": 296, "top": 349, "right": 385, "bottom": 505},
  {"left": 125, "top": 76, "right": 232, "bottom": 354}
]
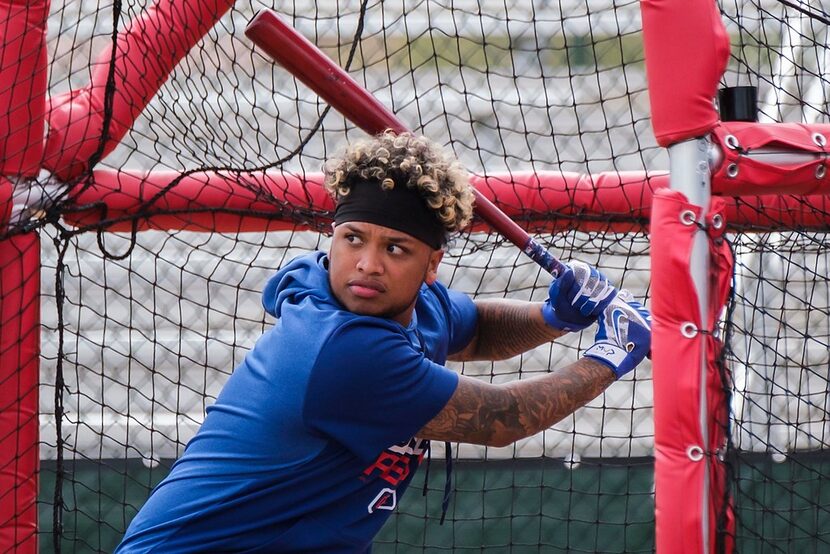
[{"left": 718, "top": 86, "right": 758, "bottom": 122}]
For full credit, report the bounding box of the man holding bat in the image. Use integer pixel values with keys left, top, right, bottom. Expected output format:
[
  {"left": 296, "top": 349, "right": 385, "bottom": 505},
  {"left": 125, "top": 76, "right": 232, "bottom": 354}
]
[{"left": 116, "top": 132, "right": 651, "bottom": 553}]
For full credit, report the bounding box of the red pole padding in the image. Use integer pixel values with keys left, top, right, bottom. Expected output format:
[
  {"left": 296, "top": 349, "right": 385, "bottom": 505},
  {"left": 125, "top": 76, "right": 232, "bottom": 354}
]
[
  {"left": 0, "top": 230, "right": 40, "bottom": 554},
  {"left": 64, "top": 169, "right": 333, "bottom": 233},
  {"left": 64, "top": 169, "right": 662, "bottom": 233},
  {"left": 0, "top": 0, "right": 48, "bottom": 176},
  {"left": 0, "top": 1, "right": 48, "bottom": 551},
  {"left": 650, "top": 189, "right": 735, "bottom": 553},
  {"left": 640, "top": 0, "right": 730, "bottom": 147},
  {"left": 711, "top": 122, "right": 830, "bottom": 196},
  {"left": 42, "top": 0, "right": 237, "bottom": 180},
  {"left": 62, "top": 169, "right": 830, "bottom": 233}
]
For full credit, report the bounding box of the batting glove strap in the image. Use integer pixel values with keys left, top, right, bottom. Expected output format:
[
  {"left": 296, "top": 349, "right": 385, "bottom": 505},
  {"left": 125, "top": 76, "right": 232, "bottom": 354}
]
[
  {"left": 582, "top": 290, "right": 652, "bottom": 379},
  {"left": 542, "top": 261, "right": 617, "bottom": 332},
  {"left": 583, "top": 342, "right": 629, "bottom": 370}
]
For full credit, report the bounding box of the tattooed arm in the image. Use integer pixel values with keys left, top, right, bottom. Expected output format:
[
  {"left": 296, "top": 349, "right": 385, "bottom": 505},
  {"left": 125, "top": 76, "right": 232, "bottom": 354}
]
[
  {"left": 448, "top": 299, "right": 566, "bottom": 362},
  {"left": 447, "top": 261, "right": 619, "bottom": 362},
  {"left": 426, "top": 291, "right": 653, "bottom": 447},
  {"left": 419, "top": 357, "right": 615, "bottom": 447}
]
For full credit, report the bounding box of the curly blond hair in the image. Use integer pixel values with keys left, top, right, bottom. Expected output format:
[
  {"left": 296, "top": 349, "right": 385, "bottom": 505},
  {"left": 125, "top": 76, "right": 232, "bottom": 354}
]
[{"left": 323, "top": 131, "right": 475, "bottom": 235}]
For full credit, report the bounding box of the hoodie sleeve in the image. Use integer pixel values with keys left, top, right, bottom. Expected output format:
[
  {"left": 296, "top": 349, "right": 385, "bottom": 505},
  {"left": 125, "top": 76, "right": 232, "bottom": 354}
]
[
  {"left": 302, "top": 320, "right": 459, "bottom": 463},
  {"left": 443, "top": 288, "right": 478, "bottom": 354},
  {"left": 420, "top": 282, "right": 478, "bottom": 356}
]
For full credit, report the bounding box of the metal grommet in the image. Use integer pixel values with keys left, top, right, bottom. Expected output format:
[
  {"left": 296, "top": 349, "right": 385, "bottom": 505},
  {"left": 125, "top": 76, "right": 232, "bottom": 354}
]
[
  {"left": 726, "top": 163, "right": 739, "bottom": 178},
  {"left": 813, "top": 133, "right": 827, "bottom": 147},
  {"left": 625, "top": 341, "right": 635, "bottom": 352},
  {"left": 680, "top": 322, "right": 697, "bottom": 338},
  {"left": 687, "top": 445, "right": 704, "bottom": 462},
  {"left": 680, "top": 210, "right": 696, "bottom": 226},
  {"left": 724, "top": 134, "right": 740, "bottom": 150},
  {"left": 711, "top": 213, "right": 724, "bottom": 229},
  {"left": 816, "top": 165, "right": 826, "bottom": 179}
]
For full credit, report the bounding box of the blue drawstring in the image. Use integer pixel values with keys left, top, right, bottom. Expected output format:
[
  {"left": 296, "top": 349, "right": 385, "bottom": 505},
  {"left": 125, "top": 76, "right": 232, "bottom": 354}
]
[
  {"left": 421, "top": 440, "right": 454, "bottom": 525},
  {"left": 422, "top": 442, "right": 431, "bottom": 497},
  {"left": 440, "top": 441, "right": 453, "bottom": 524},
  {"left": 415, "top": 328, "right": 453, "bottom": 525}
]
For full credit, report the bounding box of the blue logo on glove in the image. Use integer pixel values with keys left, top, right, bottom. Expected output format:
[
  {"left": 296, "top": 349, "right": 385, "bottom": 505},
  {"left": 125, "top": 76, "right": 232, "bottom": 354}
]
[{"left": 583, "top": 290, "right": 652, "bottom": 379}]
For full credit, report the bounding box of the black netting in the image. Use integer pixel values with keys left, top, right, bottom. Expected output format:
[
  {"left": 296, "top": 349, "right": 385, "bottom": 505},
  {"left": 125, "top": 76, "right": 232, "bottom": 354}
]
[
  {"left": 34, "top": 2, "right": 656, "bottom": 552},
  {"left": 0, "top": 0, "right": 821, "bottom": 552},
  {"left": 722, "top": 2, "right": 830, "bottom": 551}
]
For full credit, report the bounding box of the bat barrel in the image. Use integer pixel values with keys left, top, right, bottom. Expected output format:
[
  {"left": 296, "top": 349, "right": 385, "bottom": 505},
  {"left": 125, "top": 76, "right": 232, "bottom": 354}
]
[{"left": 245, "top": 10, "right": 406, "bottom": 135}]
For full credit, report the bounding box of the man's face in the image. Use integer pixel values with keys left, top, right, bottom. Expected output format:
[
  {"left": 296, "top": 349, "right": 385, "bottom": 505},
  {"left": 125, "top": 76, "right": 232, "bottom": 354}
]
[{"left": 328, "top": 221, "right": 443, "bottom": 326}]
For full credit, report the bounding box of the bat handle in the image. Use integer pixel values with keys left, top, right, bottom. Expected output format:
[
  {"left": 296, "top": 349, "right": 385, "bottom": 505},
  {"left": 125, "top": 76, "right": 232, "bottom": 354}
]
[
  {"left": 471, "top": 190, "right": 566, "bottom": 277},
  {"left": 522, "top": 239, "right": 567, "bottom": 278}
]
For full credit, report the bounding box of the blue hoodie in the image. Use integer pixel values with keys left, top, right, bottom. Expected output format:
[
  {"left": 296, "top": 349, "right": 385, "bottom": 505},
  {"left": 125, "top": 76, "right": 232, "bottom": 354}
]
[{"left": 116, "top": 252, "right": 476, "bottom": 553}]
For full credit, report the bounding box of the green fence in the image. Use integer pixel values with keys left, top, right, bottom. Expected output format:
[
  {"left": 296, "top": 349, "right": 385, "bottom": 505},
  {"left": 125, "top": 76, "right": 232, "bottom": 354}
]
[
  {"left": 38, "top": 458, "right": 653, "bottom": 553},
  {"left": 38, "top": 455, "right": 830, "bottom": 553}
]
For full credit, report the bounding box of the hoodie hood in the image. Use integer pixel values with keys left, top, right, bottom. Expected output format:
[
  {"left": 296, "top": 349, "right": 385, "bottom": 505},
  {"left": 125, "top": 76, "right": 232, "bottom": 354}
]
[{"left": 262, "top": 251, "right": 338, "bottom": 318}]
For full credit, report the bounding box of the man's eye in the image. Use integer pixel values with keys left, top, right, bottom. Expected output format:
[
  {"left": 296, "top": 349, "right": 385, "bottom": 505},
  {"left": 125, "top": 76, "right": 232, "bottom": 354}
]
[{"left": 387, "top": 244, "right": 405, "bottom": 254}]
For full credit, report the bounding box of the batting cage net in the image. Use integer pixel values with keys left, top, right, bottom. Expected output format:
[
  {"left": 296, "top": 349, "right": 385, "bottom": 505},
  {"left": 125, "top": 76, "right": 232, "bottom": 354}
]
[
  {"left": 0, "top": 0, "right": 826, "bottom": 552},
  {"left": 721, "top": 2, "right": 830, "bottom": 551}
]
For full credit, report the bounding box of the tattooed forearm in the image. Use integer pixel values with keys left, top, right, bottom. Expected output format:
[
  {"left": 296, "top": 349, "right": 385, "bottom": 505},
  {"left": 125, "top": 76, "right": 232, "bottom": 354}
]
[
  {"left": 419, "top": 375, "right": 522, "bottom": 446},
  {"left": 451, "top": 299, "right": 565, "bottom": 362},
  {"left": 420, "top": 357, "right": 615, "bottom": 446}
]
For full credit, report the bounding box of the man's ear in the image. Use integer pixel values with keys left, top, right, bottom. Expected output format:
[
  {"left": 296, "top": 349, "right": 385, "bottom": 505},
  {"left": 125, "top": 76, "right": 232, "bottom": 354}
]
[{"left": 424, "top": 249, "right": 444, "bottom": 285}]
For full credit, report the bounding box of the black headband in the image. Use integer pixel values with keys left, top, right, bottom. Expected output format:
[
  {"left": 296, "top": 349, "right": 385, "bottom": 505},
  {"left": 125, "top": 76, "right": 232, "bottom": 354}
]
[{"left": 333, "top": 180, "right": 446, "bottom": 249}]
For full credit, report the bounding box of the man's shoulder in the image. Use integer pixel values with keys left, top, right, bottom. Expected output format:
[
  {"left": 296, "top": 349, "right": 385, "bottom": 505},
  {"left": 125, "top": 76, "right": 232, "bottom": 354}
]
[{"left": 419, "top": 280, "right": 470, "bottom": 316}]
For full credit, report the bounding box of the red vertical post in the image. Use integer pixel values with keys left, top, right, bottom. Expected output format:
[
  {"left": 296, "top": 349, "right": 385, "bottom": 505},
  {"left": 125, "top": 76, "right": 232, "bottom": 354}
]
[
  {"left": 0, "top": 0, "right": 49, "bottom": 552},
  {"left": 0, "top": 230, "right": 40, "bottom": 553},
  {"left": 640, "top": 0, "right": 732, "bottom": 552}
]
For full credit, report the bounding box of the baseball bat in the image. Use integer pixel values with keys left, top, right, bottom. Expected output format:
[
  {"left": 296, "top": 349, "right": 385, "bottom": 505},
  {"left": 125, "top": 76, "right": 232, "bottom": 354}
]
[{"left": 245, "top": 9, "right": 566, "bottom": 277}]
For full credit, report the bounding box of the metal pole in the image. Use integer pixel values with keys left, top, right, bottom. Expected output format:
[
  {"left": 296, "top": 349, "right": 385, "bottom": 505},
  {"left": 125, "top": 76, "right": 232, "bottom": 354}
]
[{"left": 668, "top": 136, "right": 712, "bottom": 553}]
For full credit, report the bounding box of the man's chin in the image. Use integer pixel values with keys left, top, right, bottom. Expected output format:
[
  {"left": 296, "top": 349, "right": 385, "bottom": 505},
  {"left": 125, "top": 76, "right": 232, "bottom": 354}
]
[
  {"left": 338, "top": 295, "right": 384, "bottom": 316},
  {"left": 349, "top": 303, "right": 393, "bottom": 319},
  {"left": 332, "top": 288, "right": 416, "bottom": 324},
  {"left": 345, "top": 300, "right": 410, "bottom": 324}
]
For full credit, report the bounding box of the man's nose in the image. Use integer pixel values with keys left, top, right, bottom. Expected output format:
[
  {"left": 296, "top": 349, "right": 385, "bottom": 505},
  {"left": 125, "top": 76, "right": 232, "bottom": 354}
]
[{"left": 356, "top": 248, "right": 383, "bottom": 274}]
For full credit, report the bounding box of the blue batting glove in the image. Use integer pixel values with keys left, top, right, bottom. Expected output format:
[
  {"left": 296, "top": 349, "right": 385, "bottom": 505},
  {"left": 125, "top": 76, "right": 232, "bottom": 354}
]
[
  {"left": 541, "top": 261, "right": 617, "bottom": 332},
  {"left": 582, "top": 290, "right": 652, "bottom": 379}
]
